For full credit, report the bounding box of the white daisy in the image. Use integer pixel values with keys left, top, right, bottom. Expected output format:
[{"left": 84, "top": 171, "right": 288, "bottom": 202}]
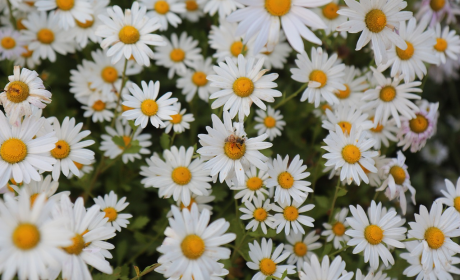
[
  {"left": 11, "top": 174, "right": 70, "bottom": 206},
  {"left": 355, "top": 269, "right": 391, "bottom": 280},
  {"left": 256, "top": 33, "right": 291, "bottom": 70},
  {"left": 432, "top": 23, "right": 460, "bottom": 64},
  {"left": 246, "top": 238, "right": 296, "bottom": 280},
  {"left": 208, "top": 18, "right": 250, "bottom": 62},
  {"left": 334, "top": 66, "right": 367, "bottom": 108},
  {"left": 0, "top": 28, "right": 25, "bottom": 59},
  {"left": 438, "top": 177, "right": 460, "bottom": 217},
  {"left": 284, "top": 231, "right": 322, "bottom": 271},
  {"left": 94, "top": 191, "right": 132, "bottom": 232},
  {"left": 179, "top": 0, "right": 204, "bottom": 22},
  {"left": 13, "top": 46, "right": 41, "bottom": 70},
  {"left": 291, "top": 47, "right": 346, "bottom": 107},
  {"left": 230, "top": 166, "right": 269, "bottom": 203},
  {"left": 299, "top": 254, "right": 354, "bottom": 280},
  {"left": 173, "top": 192, "right": 215, "bottom": 214},
  {"left": 415, "top": 0, "right": 460, "bottom": 27},
  {"left": 421, "top": 140, "right": 448, "bottom": 165},
  {"left": 239, "top": 196, "right": 275, "bottom": 235},
  {"left": 176, "top": 56, "right": 214, "bottom": 102},
  {"left": 164, "top": 102, "right": 195, "bottom": 134},
  {"left": 254, "top": 106, "right": 286, "bottom": 141},
  {"left": 272, "top": 199, "right": 315, "bottom": 235},
  {"left": 155, "top": 262, "right": 229, "bottom": 280},
  {"left": 69, "top": 159, "right": 94, "bottom": 179},
  {"left": 322, "top": 208, "right": 350, "bottom": 249},
  {"left": 365, "top": 114, "right": 398, "bottom": 150},
  {"left": 203, "top": 0, "right": 242, "bottom": 18},
  {"left": 82, "top": 98, "right": 116, "bottom": 123},
  {"left": 35, "top": 0, "right": 93, "bottom": 30},
  {"left": 322, "top": 104, "right": 373, "bottom": 134},
  {"left": 69, "top": 59, "right": 97, "bottom": 104},
  {"left": 314, "top": 0, "right": 348, "bottom": 38},
  {"left": 346, "top": 201, "right": 407, "bottom": 270},
  {"left": 142, "top": 0, "right": 185, "bottom": 31}
]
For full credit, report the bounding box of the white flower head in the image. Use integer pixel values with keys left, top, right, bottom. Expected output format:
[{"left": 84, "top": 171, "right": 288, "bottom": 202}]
[{"left": 94, "top": 191, "right": 133, "bottom": 232}]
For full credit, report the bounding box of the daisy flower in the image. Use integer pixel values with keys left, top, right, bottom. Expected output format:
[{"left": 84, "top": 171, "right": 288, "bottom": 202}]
[
  {"left": 407, "top": 201, "right": 460, "bottom": 272},
  {"left": 438, "top": 177, "right": 460, "bottom": 217},
  {"left": 153, "top": 32, "right": 201, "bottom": 79},
  {"left": 254, "top": 106, "right": 286, "bottom": 141},
  {"left": 415, "top": 0, "right": 460, "bottom": 27},
  {"left": 291, "top": 47, "right": 346, "bottom": 107},
  {"left": 239, "top": 196, "right": 275, "bottom": 234},
  {"left": 204, "top": 0, "right": 242, "bottom": 18},
  {"left": 322, "top": 208, "right": 350, "bottom": 249},
  {"left": 176, "top": 57, "right": 214, "bottom": 102},
  {"left": 35, "top": 0, "right": 93, "bottom": 30},
  {"left": 231, "top": 166, "right": 269, "bottom": 203},
  {"left": 266, "top": 154, "right": 312, "bottom": 204},
  {"left": 69, "top": 60, "right": 96, "bottom": 104},
  {"left": 0, "top": 66, "right": 51, "bottom": 124},
  {"left": 322, "top": 104, "right": 373, "bottom": 134},
  {"left": 346, "top": 201, "right": 407, "bottom": 270},
  {"left": 179, "top": 0, "right": 204, "bottom": 22},
  {"left": 0, "top": 191, "right": 73, "bottom": 280},
  {"left": 272, "top": 199, "right": 315, "bottom": 235},
  {"left": 13, "top": 46, "right": 41, "bottom": 69},
  {"left": 197, "top": 111, "right": 272, "bottom": 185},
  {"left": 246, "top": 238, "right": 295, "bottom": 280},
  {"left": 157, "top": 204, "right": 236, "bottom": 279},
  {"left": 142, "top": 0, "right": 185, "bottom": 31},
  {"left": 156, "top": 262, "right": 229, "bottom": 280},
  {"left": 94, "top": 191, "right": 132, "bottom": 232},
  {"left": 256, "top": 33, "right": 291, "bottom": 70},
  {"left": 0, "top": 28, "right": 25, "bottom": 59},
  {"left": 208, "top": 19, "right": 250, "bottom": 62},
  {"left": 164, "top": 102, "right": 195, "bottom": 134},
  {"left": 14, "top": 174, "right": 70, "bottom": 205},
  {"left": 365, "top": 114, "right": 398, "bottom": 150},
  {"left": 313, "top": 103, "right": 335, "bottom": 120},
  {"left": 70, "top": 159, "right": 94, "bottom": 178},
  {"left": 82, "top": 98, "right": 116, "bottom": 123},
  {"left": 378, "top": 17, "right": 438, "bottom": 83},
  {"left": 208, "top": 55, "right": 282, "bottom": 122},
  {"left": 227, "top": 0, "right": 328, "bottom": 53},
  {"left": 361, "top": 68, "right": 421, "bottom": 128},
  {"left": 141, "top": 146, "right": 211, "bottom": 207},
  {"left": 421, "top": 140, "right": 448, "bottom": 165},
  {"left": 337, "top": 0, "right": 412, "bottom": 65},
  {"left": 121, "top": 80, "right": 178, "bottom": 128},
  {"left": 173, "top": 192, "right": 215, "bottom": 214},
  {"left": 96, "top": 1, "right": 165, "bottom": 66},
  {"left": 355, "top": 269, "right": 391, "bottom": 280},
  {"left": 314, "top": 0, "right": 348, "bottom": 38},
  {"left": 432, "top": 23, "right": 460, "bottom": 65},
  {"left": 299, "top": 255, "right": 354, "bottom": 280},
  {"left": 334, "top": 66, "right": 368, "bottom": 108},
  {"left": 284, "top": 231, "right": 322, "bottom": 271},
  {"left": 322, "top": 125, "right": 378, "bottom": 185}
]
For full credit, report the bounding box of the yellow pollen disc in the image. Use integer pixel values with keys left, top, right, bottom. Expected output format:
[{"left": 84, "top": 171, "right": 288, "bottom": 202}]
[
  {"left": 17, "top": 19, "right": 26, "bottom": 30},
  {"left": 56, "top": 0, "right": 74, "bottom": 10},
  {"left": 265, "top": 0, "right": 291, "bottom": 16},
  {"left": 104, "top": 207, "right": 118, "bottom": 222},
  {"left": 1, "top": 138, "right": 28, "bottom": 164},
  {"left": 253, "top": 208, "right": 268, "bottom": 222},
  {"left": 73, "top": 161, "right": 84, "bottom": 170},
  {"left": 337, "top": 121, "right": 352, "bottom": 135},
  {"left": 434, "top": 38, "right": 448, "bottom": 52},
  {"left": 21, "top": 46, "right": 33, "bottom": 58},
  {"left": 283, "top": 206, "right": 299, "bottom": 221},
  {"left": 336, "top": 84, "right": 350, "bottom": 99},
  {"left": 389, "top": 165, "right": 406, "bottom": 185},
  {"left": 118, "top": 26, "right": 140, "bottom": 44},
  {"left": 341, "top": 144, "right": 361, "bottom": 164},
  {"left": 358, "top": 162, "right": 372, "bottom": 174},
  {"left": 154, "top": 0, "right": 170, "bottom": 14},
  {"left": 118, "top": 136, "right": 131, "bottom": 149},
  {"left": 6, "top": 81, "right": 30, "bottom": 103},
  {"left": 379, "top": 86, "right": 396, "bottom": 102},
  {"left": 230, "top": 41, "right": 246, "bottom": 57},
  {"left": 370, "top": 117, "right": 384, "bottom": 132},
  {"left": 278, "top": 172, "right": 294, "bottom": 189},
  {"left": 1, "top": 36, "right": 16, "bottom": 49},
  {"left": 264, "top": 116, "right": 276, "bottom": 128},
  {"left": 180, "top": 197, "right": 196, "bottom": 211},
  {"left": 25, "top": 1, "right": 34, "bottom": 6},
  {"left": 185, "top": 0, "right": 198, "bottom": 11},
  {"left": 452, "top": 197, "right": 460, "bottom": 213},
  {"left": 425, "top": 227, "right": 445, "bottom": 249},
  {"left": 409, "top": 114, "right": 429, "bottom": 133},
  {"left": 141, "top": 99, "right": 159, "bottom": 116},
  {"left": 37, "top": 28, "right": 55, "bottom": 44},
  {"left": 92, "top": 100, "right": 106, "bottom": 111},
  {"left": 260, "top": 258, "right": 277, "bottom": 276},
  {"left": 170, "top": 48, "right": 185, "bottom": 62},
  {"left": 30, "top": 193, "right": 43, "bottom": 207},
  {"left": 64, "top": 233, "right": 85, "bottom": 255},
  {"left": 246, "top": 177, "right": 263, "bottom": 191},
  {"left": 321, "top": 104, "right": 332, "bottom": 113},
  {"left": 181, "top": 234, "right": 205, "bottom": 259},
  {"left": 396, "top": 41, "right": 415, "bottom": 60},
  {"left": 430, "top": 0, "right": 445, "bottom": 11},
  {"left": 101, "top": 66, "right": 118, "bottom": 83},
  {"left": 76, "top": 18, "right": 94, "bottom": 28},
  {"left": 122, "top": 105, "right": 134, "bottom": 112},
  {"left": 224, "top": 142, "right": 246, "bottom": 160},
  {"left": 293, "top": 242, "right": 307, "bottom": 256},
  {"left": 12, "top": 223, "right": 40, "bottom": 250},
  {"left": 309, "top": 70, "right": 328, "bottom": 88},
  {"left": 233, "top": 77, "right": 254, "bottom": 97},
  {"left": 332, "top": 222, "right": 345, "bottom": 236},
  {"left": 172, "top": 167, "right": 192, "bottom": 185},
  {"left": 192, "top": 71, "right": 208, "bottom": 87},
  {"left": 170, "top": 113, "right": 182, "bottom": 124},
  {"left": 51, "top": 140, "right": 71, "bottom": 159},
  {"left": 322, "top": 2, "right": 339, "bottom": 20},
  {"left": 364, "top": 225, "right": 383, "bottom": 245},
  {"left": 365, "top": 9, "right": 387, "bottom": 33}
]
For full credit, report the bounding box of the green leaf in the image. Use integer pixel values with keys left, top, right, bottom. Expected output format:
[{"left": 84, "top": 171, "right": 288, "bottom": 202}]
[
  {"left": 321, "top": 243, "right": 332, "bottom": 258},
  {"left": 128, "top": 120, "right": 137, "bottom": 131},
  {"left": 314, "top": 195, "right": 329, "bottom": 209},
  {"left": 129, "top": 216, "right": 150, "bottom": 230},
  {"left": 92, "top": 265, "right": 129, "bottom": 280},
  {"left": 124, "top": 140, "right": 142, "bottom": 154},
  {"left": 112, "top": 136, "right": 125, "bottom": 148},
  {"left": 116, "top": 240, "right": 127, "bottom": 266},
  {"left": 337, "top": 188, "right": 348, "bottom": 197},
  {"left": 160, "top": 133, "right": 171, "bottom": 150}
]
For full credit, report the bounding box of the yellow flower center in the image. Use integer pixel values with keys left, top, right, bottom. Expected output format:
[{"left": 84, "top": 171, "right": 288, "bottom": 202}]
[
  {"left": 247, "top": 177, "right": 263, "bottom": 191},
  {"left": 264, "top": 116, "right": 276, "bottom": 128},
  {"left": 17, "top": 19, "right": 26, "bottom": 30},
  {"left": 6, "top": 81, "right": 30, "bottom": 103},
  {"left": 170, "top": 113, "right": 182, "bottom": 124},
  {"left": 73, "top": 161, "right": 84, "bottom": 169},
  {"left": 101, "top": 66, "right": 118, "bottom": 83},
  {"left": 430, "top": 0, "right": 445, "bottom": 11},
  {"left": 379, "top": 86, "right": 396, "bottom": 102},
  {"left": 117, "top": 136, "right": 131, "bottom": 149},
  {"left": 76, "top": 18, "right": 94, "bottom": 28},
  {"left": 321, "top": 104, "right": 332, "bottom": 113},
  {"left": 50, "top": 140, "right": 71, "bottom": 160},
  {"left": 409, "top": 114, "right": 429, "bottom": 133},
  {"left": 293, "top": 241, "right": 307, "bottom": 256},
  {"left": 341, "top": 144, "right": 361, "bottom": 164},
  {"left": 185, "top": 0, "right": 198, "bottom": 11},
  {"left": 224, "top": 141, "right": 246, "bottom": 160},
  {"left": 1, "top": 138, "right": 28, "bottom": 164},
  {"left": 454, "top": 197, "right": 460, "bottom": 212},
  {"left": 180, "top": 197, "right": 196, "bottom": 211},
  {"left": 365, "top": 9, "right": 387, "bottom": 33},
  {"left": 332, "top": 221, "right": 345, "bottom": 236},
  {"left": 154, "top": 0, "right": 170, "bottom": 14},
  {"left": 21, "top": 46, "right": 33, "bottom": 58},
  {"left": 118, "top": 26, "right": 140, "bottom": 44},
  {"left": 92, "top": 100, "right": 106, "bottom": 111},
  {"left": 389, "top": 165, "right": 406, "bottom": 185},
  {"left": 12, "top": 223, "right": 40, "bottom": 250},
  {"left": 64, "top": 233, "right": 85, "bottom": 255},
  {"left": 141, "top": 99, "right": 159, "bottom": 116},
  {"left": 37, "top": 28, "right": 55, "bottom": 44},
  {"left": 172, "top": 167, "right": 192, "bottom": 185},
  {"left": 265, "top": 0, "right": 291, "bottom": 16},
  {"left": 364, "top": 225, "right": 383, "bottom": 245},
  {"left": 122, "top": 105, "right": 134, "bottom": 112},
  {"left": 359, "top": 162, "right": 372, "bottom": 174},
  {"left": 253, "top": 208, "right": 268, "bottom": 222},
  {"left": 181, "top": 234, "right": 205, "bottom": 259},
  {"left": 30, "top": 193, "right": 42, "bottom": 207},
  {"left": 192, "top": 71, "right": 208, "bottom": 86},
  {"left": 434, "top": 38, "right": 448, "bottom": 52},
  {"left": 336, "top": 84, "right": 350, "bottom": 99},
  {"left": 170, "top": 48, "right": 185, "bottom": 62},
  {"left": 309, "top": 70, "right": 328, "bottom": 88},
  {"left": 1, "top": 36, "right": 16, "bottom": 49},
  {"left": 56, "top": 0, "right": 74, "bottom": 10},
  {"left": 370, "top": 117, "right": 384, "bottom": 132},
  {"left": 322, "top": 2, "right": 339, "bottom": 20},
  {"left": 283, "top": 206, "right": 299, "bottom": 221},
  {"left": 233, "top": 77, "right": 254, "bottom": 97},
  {"left": 337, "top": 121, "right": 352, "bottom": 135},
  {"left": 260, "top": 258, "right": 277, "bottom": 275},
  {"left": 278, "top": 171, "right": 294, "bottom": 189},
  {"left": 396, "top": 41, "right": 415, "bottom": 60},
  {"left": 230, "top": 41, "right": 246, "bottom": 57},
  {"left": 425, "top": 227, "right": 445, "bottom": 249},
  {"left": 104, "top": 207, "right": 118, "bottom": 222}
]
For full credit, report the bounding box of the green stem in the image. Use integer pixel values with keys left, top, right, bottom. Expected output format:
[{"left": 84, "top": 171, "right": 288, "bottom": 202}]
[
  {"left": 170, "top": 132, "right": 177, "bottom": 147},
  {"left": 111, "top": 58, "right": 129, "bottom": 127},
  {"left": 373, "top": 190, "right": 380, "bottom": 201},
  {"left": 328, "top": 179, "right": 341, "bottom": 223},
  {"left": 273, "top": 83, "right": 308, "bottom": 110},
  {"left": 328, "top": 245, "right": 349, "bottom": 258},
  {"left": 6, "top": 0, "right": 17, "bottom": 29},
  {"left": 400, "top": 237, "right": 418, "bottom": 242},
  {"left": 130, "top": 264, "right": 161, "bottom": 280}
]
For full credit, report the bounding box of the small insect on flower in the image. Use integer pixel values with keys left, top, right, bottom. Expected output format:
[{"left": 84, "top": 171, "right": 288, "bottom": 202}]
[{"left": 225, "top": 134, "right": 246, "bottom": 151}]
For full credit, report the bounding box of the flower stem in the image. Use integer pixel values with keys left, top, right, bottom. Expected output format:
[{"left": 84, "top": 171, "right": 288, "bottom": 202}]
[
  {"left": 6, "top": 0, "right": 17, "bottom": 29},
  {"left": 328, "top": 179, "right": 341, "bottom": 223},
  {"left": 273, "top": 83, "right": 308, "bottom": 110},
  {"left": 111, "top": 58, "right": 129, "bottom": 127}
]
